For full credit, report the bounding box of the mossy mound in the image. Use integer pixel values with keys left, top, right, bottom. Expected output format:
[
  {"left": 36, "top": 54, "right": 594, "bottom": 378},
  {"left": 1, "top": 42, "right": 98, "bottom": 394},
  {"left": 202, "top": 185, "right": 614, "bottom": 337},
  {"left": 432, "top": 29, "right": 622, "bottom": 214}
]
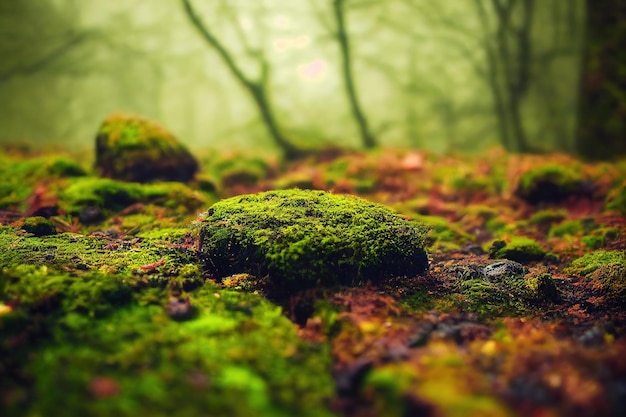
[
  {"left": 96, "top": 113, "right": 199, "bottom": 183},
  {"left": 515, "top": 164, "right": 587, "bottom": 204},
  {"left": 196, "top": 189, "right": 429, "bottom": 291},
  {"left": 20, "top": 216, "right": 57, "bottom": 236},
  {"left": 59, "top": 177, "right": 208, "bottom": 222},
  {"left": 488, "top": 236, "right": 546, "bottom": 263}
]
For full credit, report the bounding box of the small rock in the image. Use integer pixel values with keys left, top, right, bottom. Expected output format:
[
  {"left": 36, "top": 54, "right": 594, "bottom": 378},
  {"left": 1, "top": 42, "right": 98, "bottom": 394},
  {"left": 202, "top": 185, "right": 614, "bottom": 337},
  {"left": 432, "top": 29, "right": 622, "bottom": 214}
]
[{"left": 483, "top": 260, "right": 526, "bottom": 282}]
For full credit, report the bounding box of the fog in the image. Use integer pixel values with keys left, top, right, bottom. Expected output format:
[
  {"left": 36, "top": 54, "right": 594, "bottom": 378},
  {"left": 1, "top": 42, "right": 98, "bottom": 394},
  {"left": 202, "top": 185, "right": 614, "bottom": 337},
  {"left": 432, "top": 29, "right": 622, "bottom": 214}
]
[{"left": 0, "top": 0, "right": 585, "bottom": 155}]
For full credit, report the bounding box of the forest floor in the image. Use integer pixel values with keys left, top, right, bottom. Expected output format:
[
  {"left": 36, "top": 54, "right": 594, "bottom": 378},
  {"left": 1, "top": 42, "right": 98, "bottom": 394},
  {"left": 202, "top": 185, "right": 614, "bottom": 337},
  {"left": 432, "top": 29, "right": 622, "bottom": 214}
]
[{"left": 1, "top": 145, "right": 625, "bottom": 417}]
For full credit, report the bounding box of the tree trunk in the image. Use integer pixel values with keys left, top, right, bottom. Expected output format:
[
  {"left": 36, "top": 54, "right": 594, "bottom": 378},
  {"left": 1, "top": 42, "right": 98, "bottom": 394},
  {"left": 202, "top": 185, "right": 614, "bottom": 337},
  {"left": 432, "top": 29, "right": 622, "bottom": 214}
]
[
  {"left": 182, "top": 0, "right": 302, "bottom": 159},
  {"left": 333, "top": 0, "right": 376, "bottom": 149},
  {"left": 575, "top": 0, "right": 626, "bottom": 160}
]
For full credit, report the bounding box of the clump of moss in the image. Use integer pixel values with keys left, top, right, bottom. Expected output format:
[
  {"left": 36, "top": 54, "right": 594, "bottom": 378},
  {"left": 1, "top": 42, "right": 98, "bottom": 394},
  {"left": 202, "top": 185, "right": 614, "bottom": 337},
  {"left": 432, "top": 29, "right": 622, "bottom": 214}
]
[
  {"left": 549, "top": 218, "right": 597, "bottom": 238},
  {"left": 565, "top": 250, "right": 626, "bottom": 304},
  {"left": 605, "top": 180, "right": 626, "bottom": 215},
  {"left": 60, "top": 178, "right": 142, "bottom": 213},
  {"left": 525, "top": 272, "right": 559, "bottom": 301},
  {"left": 413, "top": 214, "right": 474, "bottom": 252},
  {"left": 96, "top": 113, "right": 199, "bottom": 183},
  {"left": 196, "top": 189, "right": 430, "bottom": 291},
  {"left": 0, "top": 155, "right": 87, "bottom": 211},
  {"left": 59, "top": 178, "right": 208, "bottom": 221},
  {"left": 527, "top": 209, "right": 567, "bottom": 233},
  {"left": 488, "top": 236, "right": 546, "bottom": 263},
  {"left": 582, "top": 227, "right": 621, "bottom": 249},
  {"left": 456, "top": 260, "right": 557, "bottom": 318},
  {"left": 564, "top": 250, "right": 625, "bottom": 276},
  {"left": 21, "top": 216, "right": 57, "bottom": 236},
  {"left": 515, "top": 164, "right": 587, "bottom": 204}
]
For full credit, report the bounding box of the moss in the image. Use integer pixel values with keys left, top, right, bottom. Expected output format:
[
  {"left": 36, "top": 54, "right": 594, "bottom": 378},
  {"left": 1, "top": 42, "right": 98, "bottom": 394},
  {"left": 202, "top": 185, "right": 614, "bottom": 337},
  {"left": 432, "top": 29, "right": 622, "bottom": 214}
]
[
  {"left": 21, "top": 216, "right": 57, "bottom": 236},
  {"left": 0, "top": 155, "right": 87, "bottom": 211},
  {"left": 525, "top": 273, "right": 559, "bottom": 301},
  {"left": 363, "top": 354, "right": 511, "bottom": 417},
  {"left": 590, "top": 262, "right": 626, "bottom": 303},
  {"left": 564, "top": 250, "right": 625, "bottom": 276},
  {"left": 516, "top": 164, "right": 585, "bottom": 204},
  {"left": 527, "top": 209, "right": 568, "bottom": 233},
  {"left": 96, "top": 113, "right": 199, "bottom": 183},
  {"left": 46, "top": 157, "right": 88, "bottom": 177},
  {"left": 455, "top": 260, "right": 557, "bottom": 318},
  {"left": 197, "top": 189, "right": 429, "bottom": 291},
  {"left": 488, "top": 236, "right": 546, "bottom": 263},
  {"left": 60, "top": 178, "right": 142, "bottom": 213},
  {"left": 0, "top": 226, "right": 191, "bottom": 280},
  {"left": 605, "top": 180, "right": 626, "bottom": 215},
  {"left": 0, "top": 267, "right": 335, "bottom": 417},
  {"left": 549, "top": 218, "right": 597, "bottom": 238},
  {"left": 582, "top": 227, "right": 621, "bottom": 249},
  {"left": 59, "top": 178, "right": 209, "bottom": 219},
  {"left": 413, "top": 214, "right": 473, "bottom": 251}
]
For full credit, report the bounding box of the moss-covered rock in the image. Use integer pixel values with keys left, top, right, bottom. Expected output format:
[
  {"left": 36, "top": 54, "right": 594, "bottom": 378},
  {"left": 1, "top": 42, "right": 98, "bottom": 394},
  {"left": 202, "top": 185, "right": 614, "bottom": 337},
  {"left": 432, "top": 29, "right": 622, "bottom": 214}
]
[
  {"left": 95, "top": 113, "right": 199, "bottom": 183},
  {"left": 515, "top": 164, "right": 587, "bottom": 204},
  {"left": 21, "top": 216, "right": 57, "bottom": 236},
  {"left": 488, "top": 236, "right": 546, "bottom": 263},
  {"left": 196, "top": 189, "right": 429, "bottom": 291}
]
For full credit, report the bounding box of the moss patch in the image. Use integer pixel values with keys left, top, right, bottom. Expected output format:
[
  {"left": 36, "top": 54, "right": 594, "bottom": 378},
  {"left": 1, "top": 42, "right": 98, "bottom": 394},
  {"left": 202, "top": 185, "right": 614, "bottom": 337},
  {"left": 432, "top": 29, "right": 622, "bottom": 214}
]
[
  {"left": 0, "top": 266, "right": 334, "bottom": 417},
  {"left": 95, "top": 113, "right": 199, "bottom": 183},
  {"left": 488, "top": 236, "right": 546, "bottom": 263},
  {"left": 196, "top": 189, "right": 430, "bottom": 292}
]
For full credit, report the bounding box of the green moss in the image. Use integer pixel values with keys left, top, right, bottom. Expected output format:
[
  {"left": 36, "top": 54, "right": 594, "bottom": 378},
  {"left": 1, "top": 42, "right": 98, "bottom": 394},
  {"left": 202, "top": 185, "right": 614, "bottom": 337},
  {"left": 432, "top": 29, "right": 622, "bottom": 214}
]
[
  {"left": 605, "top": 180, "right": 626, "bottom": 215},
  {"left": 516, "top": 164, "right": 585, "bottom": 203},
  {"left": 59, "top": 178, "right": 208, "bottom": 217},
  {"left": 364, "top": 360, "right": 511, "bottom": 417},
  {"left": 0, "top": 226, "right": 189, "bottom": 279},
  {"left": 197, "top": 189, "right": 429, "bottom": 291},
  {"left": 564, "top": 250, "right": 625, "bottom": 276},
  {"left": 488, "top": 236, "right": 546, "bottom": 263},
  {"left": 590, "top": 262, "right": 626, "bottom": 303},
  {"left": 0, "top": 155, "right": 87, "bottom": 211},
  {"left": 528, "top": 209, "right": 567, "bottom": 229},
  {"left": 525, "top": 273, "right": 559, "bottom": 301},
  {"left": 454, "top": 260, "right": 558, "bottom": 318},
  {"left": 21, "top": 216, "right": 57, "bottom": 236},
  {"left": 581, "top": 227, "right": 621, "bottom": 249},
  {"left": 549, "top": 218, "right": 597, "bottom": 238},
  {"left": 60, "top": 178, "right": 142, "bottom": 212},
  {"left": 412, "top": 214, "right": 473, "bottom": 251},
  {"left": 0, "top": 267, "right": 334, "bottom": 417},
  {"left": 96, "top": 113, "right": 199, "bottom": 183}
]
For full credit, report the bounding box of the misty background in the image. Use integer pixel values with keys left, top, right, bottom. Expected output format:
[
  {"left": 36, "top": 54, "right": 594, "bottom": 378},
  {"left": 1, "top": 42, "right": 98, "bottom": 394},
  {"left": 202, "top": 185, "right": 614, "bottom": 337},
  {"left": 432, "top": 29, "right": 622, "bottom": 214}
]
[{"left": 0, "top": 0, "right": 586, "bottom": 155}]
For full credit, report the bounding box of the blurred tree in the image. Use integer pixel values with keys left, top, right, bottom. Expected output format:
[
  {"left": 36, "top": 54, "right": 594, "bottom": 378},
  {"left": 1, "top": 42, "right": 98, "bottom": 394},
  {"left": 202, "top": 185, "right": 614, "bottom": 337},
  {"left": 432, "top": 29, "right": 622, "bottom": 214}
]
[
  {"left": 332, "top": 0, "right": 376, "bottom": 149},
  {"left": 0, "top": 0, "right": 88, "bottom": 82},
  {"left": 182, "top": 0, "right": 304, "bottom": 159},
  {"left": 576, "top": 0, "right": 626, "bottom": 160},
  {"left": 475, "top": 0, "right": 535, "bottom": 153}
]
